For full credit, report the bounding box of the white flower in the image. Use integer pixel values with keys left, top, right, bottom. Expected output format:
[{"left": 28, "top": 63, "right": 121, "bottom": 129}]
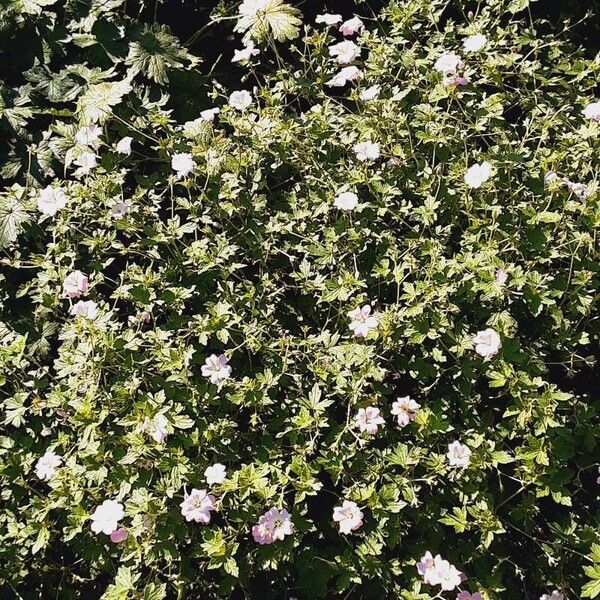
[
  {"left": 204, "top": 463, "right": 227, "bottom": 485},
  {"left": 333, "top": 191, "right": 359, "bottom": 211},
  {"left": 35, "top": 450, "right": 62, "bottom": 481},
  {"left": 359, "top": 85, "right": 380, "bottom": 101},
  {"left": 463, "top": 34, "right": 487, "bottom": 52},
  {"left": 70, "top": 300, "right": 99, "bottom": 320},
  {"left": 232, "top": 41, "right": 260, "bottom": 63},
  {"left": 464, "top": 161, "right": 492, "bottom": 188},
  {"left": 110, "top": 199, "right": 130, "bottom": 218},
  {"left": 473, "top": 327, "right": 502, "bottom": 359},
  {"left": 90, "top": 499, "right": 124, "bottom": 535},
  {"left": 333, "top": 500, "right": 363, "bottom": 533},
  {"left": 354, "top": 140, "right": 380, "bottom": 162},
  {"left": 540, "top": 591, "right": 565, "bottom": 600},
  {"left": 339, "top": 16, "right": 364, "bottom": 37},
  {"left": 315, "top": 13, "right": 342, "bottom": 26},
  {"left": 327, "top": 66, "right": 362, "bottom": 87},
  {"left": 229, "top": 90, "right": 253, "bottom": 111},
  {"left": 63, "top": 270, "right": 88, "bottom": 299},
  {"left": 391, "top": 396, "right": 421, "bottom": 427},
  {"left": 447, "top": 441, "right": 472, "bottom": 468},
  {"left": 74, "top": 151, "right": 98, "bottom": 176},
  {"left": 565, "top": 180, "right": 590, "bottom": 200},
  {"left": 434, "top": 52, "right": 464, "bottom": 75},
  {"left": 144, "top": 413, "right": 169, "bottom": 443},
  {"left": 201, "top": 353, "right": 232, "bottom": 386},
  {"left": 354, "top": 407, "right": 385, "bottom": 434},
  {"left": 582, "top": 101, "right": 600, "bottom": 121},
  {"left": 544, "top": 171, "right": 560, "bottom": 185},
  {"left": 75, "top": 124, "right": 102, "bottom": 148},
  {"left": 37, "top": 186, "right": 68, "bottom": 216},
  {"left": 348, "top": 304, "right": 379, "bottom": 337},
  {"left": 115, "top": 136, "right": 133, "bottom": 155},
  {"left": 328, "top": 40, "right": 361, "bottom": 65},
  {"left": 201, "top": 108, "right": 220, "bottom": 122},
  {"left": 180, "top": 488, "right": 215, "bottom": 523},
  {"left": 171, "top": 152, "right": 196, "bottom": 179}
]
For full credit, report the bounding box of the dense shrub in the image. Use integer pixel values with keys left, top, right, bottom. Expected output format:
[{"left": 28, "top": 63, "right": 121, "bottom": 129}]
[{"left": 0, "top": 0, "right": 599, "bottom": 598}]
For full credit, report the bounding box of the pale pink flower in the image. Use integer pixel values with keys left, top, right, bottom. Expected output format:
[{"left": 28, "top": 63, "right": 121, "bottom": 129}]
[
  {"left": 252, "top": 507, "right": 294, "bottom": 544},
  {"left": 63, "top": 270, "right": 88, "bottom": 299},
  {"left": 75, "top": 124, "right": 102, "bottom": 148},
  {"left": 204, "top": 463, "right": 227, "bottom": 485},
  {"left": 144, "top": 413, "right": 169, "bottom": 443},
  {"left": 70, "top": 300, "right": 99, "bottom": 320},
  {"left": 328, "top": 40, "right": 361, "bottom": 65},
  {"left": 463, "top": 34, "right": 487, "bottom": 52},
  {"left": 495, "top": 268, "right": 508, "bottom": 284},
  {"left": 434, "top": 52, "right": 464, "bottom": 75},
  {"left": 348, "top": 304, "right": 378, "bottom": 337},
  {"left": 353, "top": 140, "right": 380, "bottom": 162},
  {"left": 74, "top": 151, "right": 97, "bottom": 176},
  {"left": 464, "top": 161, "right": 492, "bottom": 188},
  {"left": 316, "top": 13, "right": 342, "bottom": 26},
  {"left": 391, "top": 396, "right": 421, "bottom": 427},
  {"left": 171, "top": 152, "right": 196, "bottom": 179},
  {"left": 582, "top": 101, "right": 600, "bottom": 121},
  {"left": 544, "top": 171, "right": 560, "bottom": 185},
  {"left": 447, "top": 441, "right": 472, "bottom": 468},
  {"left": 473, "top": 327, "right": 502, "bottom": 359},
  {"left": 540, "top": 592, "right": 564, "bottom": 600},
  {"left": 201, "top": 353, "right": 232, "bottom": 385},
  {"left": 35, "top": 450, "right": 62, "bottom": 481},
  {"left": 339, "top": 16, "right": 364, "bottom": 36},
  {"left": 327, "top": 66, "right": 362, "bottom": 87},
  {"left": 38, "top": 186, "right": 68, "bottom": 216},
  {"left": 333, "top": 500, "right": 363, "bottom": 534},
  {"left": 457, "top": 592, "right": 483, "bottom": 600},
  {"left": 354, "top": 407, "right": 385, "bottom": 434},
  {"left": 443, "top": 74, "right": 469, "bottom": 87},
  {"left": 90, "top": 500, "right": 124, "bottom": 535},
  {"left": 200, "top": 108, "right": 220, "bottom": 122},
  {"left": 232, "top": 41, "right": 260, "bottom": 63},
  {"left": 565, "top": 180, "right": 590, "bottom": 200},
  {"left": 359, "top": 85, "right": 380, "bottom": 100},
  {"left": 435, "top": 557, "right": 463, "bottom": 591},
  {"left": 110, "top": 527, "right": 128, "bottom": 543},
  {"left": 333, "top": 191, "right": 359, "bottom": 211},
  {"left": 228, "top": 90, "right": 253, "bottom": 111},
  {"left": 116, "top": 136, "right": 133, "bottom": 155},
  {"left": 180, "top": 489, "right": 215, "bottom": 523},
  {"left": 417, "top": 551, "right": 439, "bottom": 585}
]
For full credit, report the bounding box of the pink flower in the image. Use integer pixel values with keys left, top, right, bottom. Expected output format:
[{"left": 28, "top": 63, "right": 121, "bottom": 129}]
[
  {"left": 447, "top": 441, "right": 472, "bottom": 468},
  {"left": 201, "top": 353, "right": 232, "bottom": 385},
  {"left": 252, "top": 507, "right": 294, "bottom": 544},
  {"left": 348, "top": 304, "right": 378, "bottom": 337},
  {"left": 70, "top": 300, "right": 99, "bottom": 320},
  {"left": 354, "top": 407, "right": 385, "bottom": 434},
  {"left": 443, "top": 74, "right": 469, "bottom": 87},
  {"left": 204, "top": 463, "right": 227, "bottom": 485},
  {"left": 472, "top": 328, "right": 501, "bottom": 359},
  {"left": 333, "top": 500, "right": 363, "bottom": 534},
  {"left": 327, "top": 66, "right": 362, "bottom": 87},
  {"left": 180, "top": 488, "right": 215, "bottom": 523},
  {"left": 63, "top": 270, "right": 88, "bottom": 299},
  {"left": 417, "top": 552, "right": 462, "bottom": 590},
  {"left": 495, "top": 268, "right": 508, "bottom": 285},
  {"left": 540, "top": 592, "right": 564, "bottom": 600},
  {"left": 35, "top": 450, "right": 62, "bottom": 481},
  {"left": 457, "top": 592, "right": 483, "bottom": 600},
  {"left": 333, "top": 191, "right": 359, "bottom": 210},
  {"left": 90, "top": 500, "right": 124, "bottom": 535},
  {"left": 315, "top": 13, "right": 342, "bottom": 26},
  {"left": 417, "top": 551, "right": 439, "bottom": 585},
  {"left": 391, "top": 396, "right": 421, "bottom": 427},
  {"left": 339, "top": 16, "right": 364, "bottom": 36},
  {"left": 434, "top": 52, "right": 464, "bottom": 75},
  {"left": 110, "top": 528, "right": 128, "bottom": 543},
  {"left": 328, "top": 40, "right": 361, "bottom": 65},
  {"left": 38, "top": 186, "right": 68, "bottom": 216},
  {"left": 582, "top": 101, "right": 600, "bottom": 121}
]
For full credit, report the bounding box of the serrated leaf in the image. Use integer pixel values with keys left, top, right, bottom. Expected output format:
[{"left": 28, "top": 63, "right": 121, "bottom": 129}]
[{"left": 77, "top": 79, "right": 132, "bottom": 124}]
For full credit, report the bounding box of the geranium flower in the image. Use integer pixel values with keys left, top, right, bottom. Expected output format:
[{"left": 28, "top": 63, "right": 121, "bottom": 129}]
[
  {"left": 75, "top": 124, "right": 102, "bottom": 149},
  {"left": 327, "top": 66, "right": 362, "bottom": 87},
  {"left": 353, "top": 140, "right": 380, "bottom": 162},
  {"left": 229, "top": 90, "right": 253, "bottom": 111},
  {"left": 540, "top": 592, "right": 564, "bottom": 600},
  {"left": 582, "top": 101, "right": 600, "bottom": 121},
  {"left": 544, "top": 171, "right": 560, "bottom": 185},
  {"left": 328, "top": 40, "right": 361, "bottom": 65},
  {"left": 74, "top": 151, "right": 97, "bottom": 176},
  {"left": 144, "top": 413, "right": 169, "bottom": 443},
  {"left": 110, "top": 528, "right": 128, "bottom": 543},
  {"left": 37, "top": 186, "right": 68, "bottom": 216},
  {"left": 417, "top": 552, "right": 462, "bottom": 590},
  {"left": 180, "top": 489, "right": 215, "bottom": 523},
  {"left": 339, "top": 16, "right": 364, "bottom": 36},
  {"left": 473, "top": 327, "right": 502, "bottom": 359},
  {"left": 434, "top": 52, "right": 464, "bottom": 74},
  {"left": 354, "top": 407, "right": 386, "bottom": 434},
  {"left": 116, "top": 136, "right": 132, "bottom": 155},
  {"left": 252, "top": 507, "right": 294, "bottom": 544},
  {"left": 464, "top": 161, "right": 492, "bottom": 188},
  {"left": 391, "top": 396, "right": 421, "bottom": 427},
  {"left": 348, "top": 304, "right": 378, "bottom": 337},
  {"left": 457, "top": 592, "right": 483, "bottom": 600},
  {"left": 359, "top": 85, "right": 380, "bottom": 100},
  {"left": 200, "top": 108, "right": 220, "bottom": 122},
  {"left": 232, "top": 41, "right": 260, "bottom": 63},
  {"left": 70, "top": 300, "right": 99, "bottom": 320},
  {"left": 565, "top": 180, "right": 590, "bottom": 200},
  {"left": 204, "top": 463, "right": 227, "bottom": 485},
  {"left": 417, "top": 551, "right": 439, "bottom": 585},
  {"left": 333, "top": 191, "right": 359, "bottom": 211},
  {"left": 63, "top": 270, "right": 88, "bottom": 299},
  {"left": 35, "top": 450, "right": 62, "bottom": 481},
  {"left": 315, "top": 13, "right": 342, "bottom": 26},
  {"left": 333, "top": 500, "right": 363, "bottom": 533},
  {"left": 495, "top": 268, "right": 508, "bottom": 284},
  {"left": 201, "top": 353, "right": 232, "bottom": 385},
  {"left": 443, "top": 75, "right": 469, "bottom": 87},
  {"left": 90, "top": 499, "right": 124, "bottom": 535},
  {"left": 171, "top": 152, "right": 196, "bottom": 179},
  {"left": 447, "top": 441, "right": 472, "bottom": 468},
  {"left": 463, "top": 34, "right": 487, "bottom": 52}
]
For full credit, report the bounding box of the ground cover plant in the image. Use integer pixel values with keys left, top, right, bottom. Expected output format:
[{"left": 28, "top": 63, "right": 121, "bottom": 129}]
[{"left": 0, "top": 0, "right": 599, "bottom": 598}]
